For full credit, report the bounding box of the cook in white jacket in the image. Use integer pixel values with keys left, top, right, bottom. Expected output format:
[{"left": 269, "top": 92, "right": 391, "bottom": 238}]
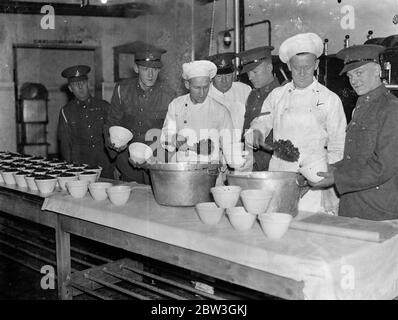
[
  {"left": 161, "top": 60, "right": 241, "bottom": 170},
  {"left": 246, "top": 33, "right": 347, "bottom": 214}
]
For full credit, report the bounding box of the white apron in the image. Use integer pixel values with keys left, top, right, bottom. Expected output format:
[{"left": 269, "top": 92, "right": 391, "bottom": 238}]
[{"left": 269, "top": 86, "right": 338, "bottom": 214}]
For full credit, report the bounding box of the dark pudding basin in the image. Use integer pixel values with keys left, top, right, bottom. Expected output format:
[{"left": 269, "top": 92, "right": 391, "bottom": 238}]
[
  {"left": 80, "top": 171, "right": 97, "bottom": 175},
  {"left": 59, "top": 173, "right": 75, "bottom": 178},
  {"left": 35, "top": 175, "right": 56, "bottom": 180},
  {"left": 85, "top": 165, "right": 100, "bottom": 170}
]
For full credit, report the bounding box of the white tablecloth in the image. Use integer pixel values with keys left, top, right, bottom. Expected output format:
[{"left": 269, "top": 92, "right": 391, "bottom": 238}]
[{"left": 42, "top": 185, "right": 398, "bottom": 300}]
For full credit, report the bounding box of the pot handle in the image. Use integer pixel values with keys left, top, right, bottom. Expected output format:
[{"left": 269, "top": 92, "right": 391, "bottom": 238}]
[
  {"left": 296, "top": 174, "right": 311, "bottom": 199},
  {"left": 295, "top": 173, "right": 308, "bottom": 187},
  {"left": 128, "top": 158, "right": 151, "bottom": 170}
]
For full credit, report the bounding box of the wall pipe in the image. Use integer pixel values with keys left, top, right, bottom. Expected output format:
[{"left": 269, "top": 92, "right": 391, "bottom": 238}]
[
  {"left": 220, "top": 19, "right": 272, "bottom": 48},
  {"left": 234, "top": 0, "right": 240, "bottom": 57},
  {"left": 239, "top": 0, "right": 245, "bottom": 52},
  {"left": 191, "top": 0, "right": 195, "bottom": 61}
]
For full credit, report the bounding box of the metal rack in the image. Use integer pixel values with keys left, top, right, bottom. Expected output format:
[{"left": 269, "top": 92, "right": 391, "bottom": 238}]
[
  {"left": 0, "top": 208, "right": 275, "bottom": 300},
  {"left": 16, "top": 83, "right": 49, "bottom": 157}
]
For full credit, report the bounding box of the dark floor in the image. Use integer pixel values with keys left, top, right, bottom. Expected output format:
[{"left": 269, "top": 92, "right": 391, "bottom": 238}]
[
  {"left": 0, "top": 212, "right": 277, "bottom": 300},
  {"left": 0, "top": 256, "right": 58, "bottom": 300}
]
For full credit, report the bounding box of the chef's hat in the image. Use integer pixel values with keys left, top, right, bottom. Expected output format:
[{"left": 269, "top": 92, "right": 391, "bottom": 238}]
[
  {"left": 182, "top": 60, "right": 217, "bottom": 80},
  {"left": 279, "top": 33, "right": 324, "bottom": 63}
]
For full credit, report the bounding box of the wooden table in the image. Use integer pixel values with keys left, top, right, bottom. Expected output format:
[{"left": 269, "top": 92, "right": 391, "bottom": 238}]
[
  {"left": 0, "top": 183, "right": 304, "bottom": 300},
  {"left": 5, "top": 182, "right": 398, "bottom": 300},
  {"left": 0, "top": 185, "right": 71, "bottom": 298},
  {"left": 56, "top": 214, "right": 304, "bottom": 300}
]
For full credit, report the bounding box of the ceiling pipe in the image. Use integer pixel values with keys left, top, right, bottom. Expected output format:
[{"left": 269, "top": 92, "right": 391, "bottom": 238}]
[
  {"left": 191, "top": 0, "right": 195, "bottom": 61},
  {"left": 234, "top": 0, "right": 240, "bottom": 58},
  {"left": 0, "top": 1, "right": 152, "bottom": 18},
  {"left": 239, "top": 0, "right": 245, "bottom": 52}
]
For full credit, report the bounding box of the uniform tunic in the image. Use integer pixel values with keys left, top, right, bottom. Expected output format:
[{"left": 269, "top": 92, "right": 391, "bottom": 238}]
[
  {"left": 105, "top": 77, "right": 176, "bottom": 183},
  {"left": 243, "top": 77, "right": 280, "bottom": 171},
  {"left": 334, "top": 85, "right": 398, "bottom": 220},
  {"left": 208, "top": 81, "right": 251, "bottom": 140},
  {"left": 250, "top": 79, "right": 346, "bottom": 213},
  {"left": 161, "top": 94, "right": 235, "bottom": 165},
  {"left": 57, "top": 96, "right": 114, "bottom": 178}
]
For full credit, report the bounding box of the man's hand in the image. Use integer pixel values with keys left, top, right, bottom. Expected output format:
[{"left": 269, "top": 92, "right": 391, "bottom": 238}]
[
  {"left": 128, "top": 158, "right": 146, "bottom": 169},
  {"left": 171, "top": 134, "right": 188, "bottom": 150},
  {"left": 109, "top": 142, "right": 128, "bottom": 153},
  {"left": 296, "top": 173, "right": 308, "bottom": 187},
  {"left": 246, "top": 129, "right": 264, "bottom": 149},
  {"left": 296, "top": 173, "right": 310, "bottom": 198},
  {"left": 327, "top": 163, "right": 337, "bottom": 173},
  {"left": 309, "top": 171, "right": 335, "bottom": 189}
]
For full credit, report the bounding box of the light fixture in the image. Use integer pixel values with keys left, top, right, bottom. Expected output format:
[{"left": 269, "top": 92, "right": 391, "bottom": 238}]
[
  {"left": 223, "top": 0, "right": 232, "bottom": 47},
  {"left": 100, "top": 0, "right": 108, "bottom": 4},
  {"left": 223, "top": 30, "right": 232, "bottom": 47}
]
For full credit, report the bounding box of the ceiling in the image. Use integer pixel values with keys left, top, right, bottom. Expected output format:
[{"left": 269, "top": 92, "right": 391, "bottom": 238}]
[
  {"left": 0, "top": 0, "right": 219, "bottom": 18},
  {"left": 9, "top": 0, "right": 217, "bottom": 4}
]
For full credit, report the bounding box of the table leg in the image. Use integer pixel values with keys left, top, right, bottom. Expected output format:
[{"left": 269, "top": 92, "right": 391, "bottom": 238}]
[{"left": 56, "top": 215, "right": 72, "bottom": 300}]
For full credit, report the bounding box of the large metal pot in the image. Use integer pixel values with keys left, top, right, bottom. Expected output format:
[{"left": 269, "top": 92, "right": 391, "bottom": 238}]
[
  {"left": 147, "top": 162, "right": 220, "bottom": 206},
  {"left": 227, "top": 171, "right": 301, "bottom": 216}
]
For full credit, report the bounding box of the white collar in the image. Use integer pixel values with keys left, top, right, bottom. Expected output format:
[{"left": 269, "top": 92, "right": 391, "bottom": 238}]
[
  {"left": 186, "top": 94, "right": 209, "bottom": 107},
  {"left": 288, "top": 77, "right": 319, "bottom": 93}
]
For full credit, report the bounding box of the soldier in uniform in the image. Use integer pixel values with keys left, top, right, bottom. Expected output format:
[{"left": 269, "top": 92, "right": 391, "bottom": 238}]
[
  {"left": 313, "top": 44, "right": 398, "bottom": 220},
  {"left": 207, "top": 52, "right": 251, "bottom": 141},
  {"left": 237, "top": 46, "right": 280, "bottom": 171},
  {"left": 104, "top": 46, "right": 176, "bottom": 184},
  {"left": 57, "top": 65, "right": 114, "bottom": 178}
]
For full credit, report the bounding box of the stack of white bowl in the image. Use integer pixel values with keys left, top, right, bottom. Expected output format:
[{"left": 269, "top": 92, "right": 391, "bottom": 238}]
[
  {"left": 195, "top": 185, "right": 293, "bottom": 239},
  {"left": 195, "top": 186, "right": 241, "bottom": 226}
]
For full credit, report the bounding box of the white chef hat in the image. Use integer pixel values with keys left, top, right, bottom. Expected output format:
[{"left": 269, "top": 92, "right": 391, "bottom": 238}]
[
  {"left": 182, "top": 60, "right": 217, "bottom": 80},
  {"left": 279, "top": 33, "right": 324, "bottom": 63}
]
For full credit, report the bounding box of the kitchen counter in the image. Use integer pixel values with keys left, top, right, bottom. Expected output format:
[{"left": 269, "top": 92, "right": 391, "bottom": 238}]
[
  {"left": 42, "top": 183, "right": 398, "bottom": 300},
  {"left": 2, "top": 180, "right": 398, "bottom": 299}
]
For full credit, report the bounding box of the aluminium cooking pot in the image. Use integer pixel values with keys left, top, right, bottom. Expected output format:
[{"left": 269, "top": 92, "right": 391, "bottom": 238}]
[
  {"left": 227, "top": 171, "right": 302, "bottom": 216},
  {"left": 146, "top": 162, "right": 221, "bottom": 206}
]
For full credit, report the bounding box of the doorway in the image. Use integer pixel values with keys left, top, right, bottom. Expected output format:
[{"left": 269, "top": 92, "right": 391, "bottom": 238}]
[{"left": 13, "top": 44, "right": 102, "bottom": 157}]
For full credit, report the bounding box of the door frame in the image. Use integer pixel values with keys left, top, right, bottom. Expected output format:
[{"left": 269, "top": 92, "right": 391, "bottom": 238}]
[
  {"left": 12, "top": 43, "right": 103, "bottom": 156},
  {"left": 13, "top": 43, "right": 103, "bottom": 99}
]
